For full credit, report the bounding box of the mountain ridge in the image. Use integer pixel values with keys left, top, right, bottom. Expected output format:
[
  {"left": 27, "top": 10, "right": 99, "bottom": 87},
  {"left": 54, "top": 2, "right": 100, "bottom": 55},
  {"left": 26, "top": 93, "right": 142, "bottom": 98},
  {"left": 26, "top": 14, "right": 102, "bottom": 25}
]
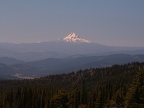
[
  {"left": 0, "top": 33, "right": 143, "bottom": 61},
  {"left": 1, "top": 54, "right": 144, "bottom": 80},
  {"left": 61, "top": 33, "right": 91, "bottom": 43}
]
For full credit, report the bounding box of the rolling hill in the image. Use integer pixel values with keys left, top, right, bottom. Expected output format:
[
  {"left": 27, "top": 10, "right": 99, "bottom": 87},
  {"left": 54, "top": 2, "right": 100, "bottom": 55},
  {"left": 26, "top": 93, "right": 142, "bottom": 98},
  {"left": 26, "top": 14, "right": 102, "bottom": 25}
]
[{"left": 0, "top": 54, "right": 144, "bottom": 79}]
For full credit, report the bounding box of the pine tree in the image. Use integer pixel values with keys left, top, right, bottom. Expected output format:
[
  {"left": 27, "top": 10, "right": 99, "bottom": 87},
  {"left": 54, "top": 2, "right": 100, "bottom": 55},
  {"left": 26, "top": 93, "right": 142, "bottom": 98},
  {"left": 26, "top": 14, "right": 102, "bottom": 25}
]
[{"left": 125, "top": 68, "right": 144, "bottom": 108}]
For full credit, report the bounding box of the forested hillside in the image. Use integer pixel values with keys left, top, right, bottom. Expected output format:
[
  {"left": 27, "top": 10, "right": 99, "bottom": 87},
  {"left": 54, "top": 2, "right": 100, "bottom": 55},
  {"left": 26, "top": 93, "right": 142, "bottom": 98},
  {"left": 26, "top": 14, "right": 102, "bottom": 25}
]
[{"left": 0, "top": 62, "right": 144, "bottom": 108}]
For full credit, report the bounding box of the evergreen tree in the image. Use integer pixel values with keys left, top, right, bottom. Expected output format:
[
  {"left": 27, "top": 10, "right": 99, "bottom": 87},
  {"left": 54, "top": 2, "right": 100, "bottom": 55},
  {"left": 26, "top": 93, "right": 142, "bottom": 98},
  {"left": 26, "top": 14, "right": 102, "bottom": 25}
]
[{"left": 125, "top": 68, "right": 144, "bottom": 108}]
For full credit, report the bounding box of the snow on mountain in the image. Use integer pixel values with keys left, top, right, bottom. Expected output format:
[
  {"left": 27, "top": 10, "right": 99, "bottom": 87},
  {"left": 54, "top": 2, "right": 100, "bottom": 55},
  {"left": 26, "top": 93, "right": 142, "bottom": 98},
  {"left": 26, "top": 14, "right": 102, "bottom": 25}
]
[{"left": 61, "top": 33, "right": 91, "bottom": 43}]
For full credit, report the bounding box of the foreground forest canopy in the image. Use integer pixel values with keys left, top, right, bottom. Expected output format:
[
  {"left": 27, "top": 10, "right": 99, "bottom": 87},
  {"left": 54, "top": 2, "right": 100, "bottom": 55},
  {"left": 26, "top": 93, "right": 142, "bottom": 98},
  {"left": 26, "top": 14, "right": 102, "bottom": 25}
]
[{"left": 0, "top": 62, "right": 144, "bottom": 108}]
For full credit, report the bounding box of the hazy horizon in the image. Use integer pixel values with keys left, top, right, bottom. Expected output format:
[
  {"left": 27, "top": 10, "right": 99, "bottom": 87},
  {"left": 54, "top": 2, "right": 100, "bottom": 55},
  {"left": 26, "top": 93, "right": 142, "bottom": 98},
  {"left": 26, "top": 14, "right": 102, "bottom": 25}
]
[{"left": 0, "top": 0, "right": 144, "bottom": 47}]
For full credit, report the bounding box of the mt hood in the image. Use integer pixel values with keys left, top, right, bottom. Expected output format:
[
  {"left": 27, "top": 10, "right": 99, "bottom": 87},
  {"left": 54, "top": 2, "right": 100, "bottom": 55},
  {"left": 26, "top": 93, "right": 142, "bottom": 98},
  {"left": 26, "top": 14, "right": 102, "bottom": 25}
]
[{"left": 61, "top": 33, "right": 91, "bottom": 43}]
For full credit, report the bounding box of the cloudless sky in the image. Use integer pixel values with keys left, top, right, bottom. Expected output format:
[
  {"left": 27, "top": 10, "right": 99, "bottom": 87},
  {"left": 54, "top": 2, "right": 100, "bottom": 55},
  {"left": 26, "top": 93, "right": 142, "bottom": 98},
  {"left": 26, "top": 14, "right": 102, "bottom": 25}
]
[{"left": 0, "top": 0, "right": 144, "bottom": 46}]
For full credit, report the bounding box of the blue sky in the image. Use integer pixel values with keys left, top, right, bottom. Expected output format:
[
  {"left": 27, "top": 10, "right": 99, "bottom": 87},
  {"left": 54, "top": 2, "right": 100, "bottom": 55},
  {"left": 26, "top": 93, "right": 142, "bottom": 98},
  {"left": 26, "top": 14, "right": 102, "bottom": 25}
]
[{"left": 0, "top": 0, "right": 144, "bottom": 46}]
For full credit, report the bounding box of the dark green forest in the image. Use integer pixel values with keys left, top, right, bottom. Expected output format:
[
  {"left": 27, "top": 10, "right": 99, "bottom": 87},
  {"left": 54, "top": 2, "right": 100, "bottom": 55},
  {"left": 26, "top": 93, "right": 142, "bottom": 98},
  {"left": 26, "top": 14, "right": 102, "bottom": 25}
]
[{"left": 0, "top": 62, "right": 144, "bottom": 108}]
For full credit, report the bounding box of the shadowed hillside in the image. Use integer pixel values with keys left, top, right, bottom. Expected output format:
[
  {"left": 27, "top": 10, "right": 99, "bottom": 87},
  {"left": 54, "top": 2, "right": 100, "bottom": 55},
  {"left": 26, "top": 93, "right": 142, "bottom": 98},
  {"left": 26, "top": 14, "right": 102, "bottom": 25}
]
[{"left": 0, "top": 62, "right": 144, "bottom": 108}]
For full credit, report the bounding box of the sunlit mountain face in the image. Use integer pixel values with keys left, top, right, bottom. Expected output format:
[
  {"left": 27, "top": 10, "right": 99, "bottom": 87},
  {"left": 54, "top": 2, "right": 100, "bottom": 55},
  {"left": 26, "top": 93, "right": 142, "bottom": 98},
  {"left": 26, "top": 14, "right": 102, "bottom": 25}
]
[{"left": 61, "top": 33, "right": 91, "bottom": 43}]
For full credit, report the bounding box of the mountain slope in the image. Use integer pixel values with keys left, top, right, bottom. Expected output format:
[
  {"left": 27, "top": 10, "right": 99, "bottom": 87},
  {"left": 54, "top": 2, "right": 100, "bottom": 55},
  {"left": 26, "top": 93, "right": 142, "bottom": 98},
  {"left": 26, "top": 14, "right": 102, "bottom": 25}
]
[
  {"left": 0, "top": 64, "right": 18, "bottom": 80},
  {"left": 0, "top": 33, "right": 143, "bottom": 61},
  {"left": 24, "top": 54, "right": 144, "bottom": 76},
  {"left": 0, "top": 57, "right": 24, "bottom": 65},
  {"left": 61, "top": 33, "right": 91, "bottom": 43},
  {"left": 0, "top": 62, "right": 144, "bottom": 107},
  {"left": 1, "top": 54, "right": 144, "bottom": 79}
]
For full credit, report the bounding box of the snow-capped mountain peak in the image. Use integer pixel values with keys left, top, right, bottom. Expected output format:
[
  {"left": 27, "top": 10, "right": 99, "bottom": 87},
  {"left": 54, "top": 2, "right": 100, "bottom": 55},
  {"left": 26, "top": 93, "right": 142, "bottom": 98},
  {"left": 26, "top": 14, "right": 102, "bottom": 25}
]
[{"left": 62, "top": 33, "right": 91, "bottom": 43}]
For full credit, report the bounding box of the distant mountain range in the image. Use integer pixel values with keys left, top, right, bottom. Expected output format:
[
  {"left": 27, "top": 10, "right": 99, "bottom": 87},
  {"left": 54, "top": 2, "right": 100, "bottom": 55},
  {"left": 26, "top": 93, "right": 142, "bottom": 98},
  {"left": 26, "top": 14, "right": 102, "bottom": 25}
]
[
  {"left": 0, "top": 54, "right": 144, "bottom": 80},
  {"left": 0, "top": 33, "right": 143, "bottom": 61},
  {"left": 0, "top": 33, "right": 144, "bottom": 79}
]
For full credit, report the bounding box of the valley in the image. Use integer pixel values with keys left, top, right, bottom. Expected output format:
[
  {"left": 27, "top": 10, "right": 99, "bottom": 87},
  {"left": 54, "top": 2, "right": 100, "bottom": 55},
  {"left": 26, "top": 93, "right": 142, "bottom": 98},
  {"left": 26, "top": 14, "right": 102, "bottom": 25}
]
[{"left": 0, "top": 54, "right": 144, "bottom": 80}]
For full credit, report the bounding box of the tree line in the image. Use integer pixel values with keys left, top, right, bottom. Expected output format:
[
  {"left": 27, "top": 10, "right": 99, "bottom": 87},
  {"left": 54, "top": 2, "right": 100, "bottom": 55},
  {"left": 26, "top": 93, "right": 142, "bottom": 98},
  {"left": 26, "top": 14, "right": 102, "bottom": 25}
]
[{"left": 0, "top": 62, "right": 144, "bottom": 108}]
